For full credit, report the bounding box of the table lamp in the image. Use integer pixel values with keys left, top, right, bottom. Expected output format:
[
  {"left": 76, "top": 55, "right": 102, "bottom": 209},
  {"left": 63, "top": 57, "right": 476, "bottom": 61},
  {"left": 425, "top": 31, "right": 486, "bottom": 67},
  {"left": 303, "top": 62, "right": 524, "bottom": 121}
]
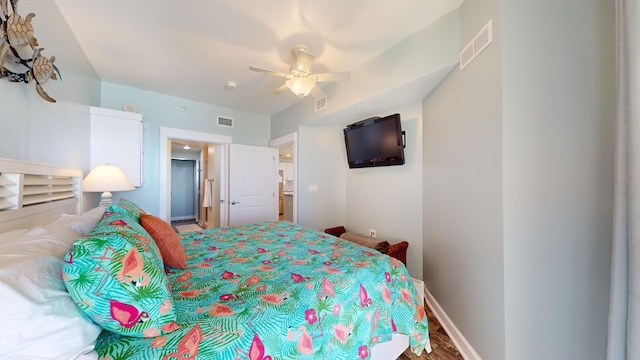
[{"left": 83, "top": 164, "right": 135, "bottom": 207}]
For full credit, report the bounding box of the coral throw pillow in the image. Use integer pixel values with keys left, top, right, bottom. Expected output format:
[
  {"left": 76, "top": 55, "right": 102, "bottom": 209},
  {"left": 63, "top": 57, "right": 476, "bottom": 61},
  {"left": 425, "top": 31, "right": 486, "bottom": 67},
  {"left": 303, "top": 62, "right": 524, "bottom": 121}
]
[{"left": 139, "top": 214, "right": 187, "bottom": 269}]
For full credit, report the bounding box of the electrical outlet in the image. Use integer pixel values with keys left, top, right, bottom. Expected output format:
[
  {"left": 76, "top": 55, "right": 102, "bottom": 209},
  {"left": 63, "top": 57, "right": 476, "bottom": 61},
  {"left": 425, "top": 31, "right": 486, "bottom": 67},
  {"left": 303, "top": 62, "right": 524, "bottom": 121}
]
[{"left": 369, "top": 228, "right": 376, "bottom": 238}]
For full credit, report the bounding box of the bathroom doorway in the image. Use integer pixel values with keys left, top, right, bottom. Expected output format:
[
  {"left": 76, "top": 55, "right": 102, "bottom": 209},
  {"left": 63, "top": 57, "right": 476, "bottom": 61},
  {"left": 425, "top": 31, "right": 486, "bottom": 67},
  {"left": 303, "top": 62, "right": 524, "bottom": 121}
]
[
  {"left": 160, "top": 127, "right": 231, "bottom": 229},
  {"left": 160, "top": 127, "right": 281, "bottom": 228},
  {"left": 170, "top": 159, "right": 201, "bottom": 224},
  {"left": 270, "top": 132, "right": 297, "bottom": 224}
]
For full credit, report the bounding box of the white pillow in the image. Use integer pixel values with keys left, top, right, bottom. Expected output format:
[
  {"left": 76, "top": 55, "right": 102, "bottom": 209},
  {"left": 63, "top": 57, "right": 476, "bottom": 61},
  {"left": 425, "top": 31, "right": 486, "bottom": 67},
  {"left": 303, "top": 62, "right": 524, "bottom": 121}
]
[
  {"left": 0, "top": 226, "right": 80, "bottom": 268},
  {"left": 65, "top": 206, "right": 105, "bottom": 236},
  {"left": 0, "top": 256, "right": 101, "bottom": 359},
  {"left": 45, "top": 213, "right": 81, "bottom": 227},
  {"left": 0, "top": 225, "right": 102, "bottom": 360}
]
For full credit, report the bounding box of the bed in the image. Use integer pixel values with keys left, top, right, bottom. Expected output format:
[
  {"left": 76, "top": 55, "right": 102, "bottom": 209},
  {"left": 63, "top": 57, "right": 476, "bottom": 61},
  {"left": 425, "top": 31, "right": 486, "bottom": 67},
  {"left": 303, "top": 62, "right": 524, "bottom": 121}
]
[{"left": 0, "top": 158, "right": 430, "bottom": 360}]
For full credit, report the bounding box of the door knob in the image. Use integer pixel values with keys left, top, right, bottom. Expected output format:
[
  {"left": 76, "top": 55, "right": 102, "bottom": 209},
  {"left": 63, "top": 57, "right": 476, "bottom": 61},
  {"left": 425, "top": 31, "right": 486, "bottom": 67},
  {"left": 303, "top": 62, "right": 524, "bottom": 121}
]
[{"left": 231, "top": 201, "right": 240, "bottom": 205}]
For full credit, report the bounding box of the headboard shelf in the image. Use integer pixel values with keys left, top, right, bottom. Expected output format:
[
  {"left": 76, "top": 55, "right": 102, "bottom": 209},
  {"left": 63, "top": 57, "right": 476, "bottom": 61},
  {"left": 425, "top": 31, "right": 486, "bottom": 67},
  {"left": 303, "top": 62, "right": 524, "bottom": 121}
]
[{"left": 0, "top": 158, "right": 83, "bottom": 232}]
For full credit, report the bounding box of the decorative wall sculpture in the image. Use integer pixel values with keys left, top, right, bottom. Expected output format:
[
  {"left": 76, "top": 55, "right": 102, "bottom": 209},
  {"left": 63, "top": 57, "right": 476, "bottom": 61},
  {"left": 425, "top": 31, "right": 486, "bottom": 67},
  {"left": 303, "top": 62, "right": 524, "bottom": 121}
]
[{"left": 0, "top": 0, "right": 61, "bottom": 102}]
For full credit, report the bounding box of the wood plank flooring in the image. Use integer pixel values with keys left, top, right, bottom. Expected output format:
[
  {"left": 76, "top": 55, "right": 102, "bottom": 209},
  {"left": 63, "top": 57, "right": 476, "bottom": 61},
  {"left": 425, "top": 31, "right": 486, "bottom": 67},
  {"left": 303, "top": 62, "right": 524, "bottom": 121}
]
[{"left": 397, "top": 302, "right": 463, "bottom": 360}]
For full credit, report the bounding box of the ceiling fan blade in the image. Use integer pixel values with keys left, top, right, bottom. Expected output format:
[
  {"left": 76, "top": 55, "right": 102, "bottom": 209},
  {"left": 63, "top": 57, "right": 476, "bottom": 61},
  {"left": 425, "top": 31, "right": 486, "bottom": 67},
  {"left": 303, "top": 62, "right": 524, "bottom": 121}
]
[
  {"left": 273, "top": 84, "right": 289, "bottom": 94},
  {"left": 293, "top": 47, "right": 315, "bottom": 73},
  {"left": 249, "top": 66, "right": 290, "bottom": 78},
  {"left": 310, "top": 86, "right": 325, "bottom": 99},
  {"left": 316, "top": 71, "right": 350, "bottom": 82}
]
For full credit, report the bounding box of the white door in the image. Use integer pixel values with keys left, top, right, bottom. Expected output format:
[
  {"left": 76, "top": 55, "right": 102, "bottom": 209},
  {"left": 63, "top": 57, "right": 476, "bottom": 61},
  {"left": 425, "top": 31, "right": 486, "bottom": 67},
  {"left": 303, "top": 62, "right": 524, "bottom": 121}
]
[
  {"left": 211, "top": 144, "right": 226, "bottom": 228},
  {"left": 229, "top": 144, "right": 278, "bottom": 226}
]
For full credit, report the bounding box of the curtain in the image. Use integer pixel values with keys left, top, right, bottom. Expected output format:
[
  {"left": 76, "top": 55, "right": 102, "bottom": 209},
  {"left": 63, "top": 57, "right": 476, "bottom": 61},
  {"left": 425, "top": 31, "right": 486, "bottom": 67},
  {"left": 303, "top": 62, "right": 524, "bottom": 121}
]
[{"left": 608, "top": 1, "right": 640, "bottom": 359}]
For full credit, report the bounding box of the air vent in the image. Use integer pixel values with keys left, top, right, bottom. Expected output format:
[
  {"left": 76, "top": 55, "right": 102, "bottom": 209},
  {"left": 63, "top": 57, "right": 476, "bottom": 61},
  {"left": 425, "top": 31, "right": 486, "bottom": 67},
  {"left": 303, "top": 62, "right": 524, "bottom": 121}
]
[
  {"left": 315, "top": 96, "right": 327, "bottom": 112},
  {"left": 460, "top": 20, "right": 493, "bottom": 70},
  {"left": 217, "top": 116, "right": 234, "bottom": 128}
]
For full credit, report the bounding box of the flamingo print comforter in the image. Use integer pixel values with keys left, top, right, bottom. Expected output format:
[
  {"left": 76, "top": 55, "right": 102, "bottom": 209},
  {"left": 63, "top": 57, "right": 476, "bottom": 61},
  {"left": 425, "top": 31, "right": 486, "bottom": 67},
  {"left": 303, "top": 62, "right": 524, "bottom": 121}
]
[{"left": 95, "top": 221, "right": 429, "bottom": 359}]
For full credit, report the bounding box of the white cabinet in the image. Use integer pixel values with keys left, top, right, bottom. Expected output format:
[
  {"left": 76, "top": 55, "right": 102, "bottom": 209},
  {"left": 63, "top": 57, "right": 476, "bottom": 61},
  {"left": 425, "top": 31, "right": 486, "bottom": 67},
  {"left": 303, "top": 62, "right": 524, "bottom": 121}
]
[
  {"left": 90, "top": 106, "right": 144, "bottom": 186},
  {"left": 279, "top": 162, "right": 294, "bottom": 181},
  {"left": 285, "top": 163, "right": 294, "bottom": 181}
]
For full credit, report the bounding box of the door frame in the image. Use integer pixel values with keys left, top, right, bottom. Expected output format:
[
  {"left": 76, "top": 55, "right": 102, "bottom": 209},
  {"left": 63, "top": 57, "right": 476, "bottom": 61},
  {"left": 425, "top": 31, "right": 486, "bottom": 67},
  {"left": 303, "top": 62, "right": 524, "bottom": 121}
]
[
  {"left": 159, "top": 127, "right": 231, "bottom": 223},
  {"left": 269, "top": 132, "right": 297, "bottom": 224}
]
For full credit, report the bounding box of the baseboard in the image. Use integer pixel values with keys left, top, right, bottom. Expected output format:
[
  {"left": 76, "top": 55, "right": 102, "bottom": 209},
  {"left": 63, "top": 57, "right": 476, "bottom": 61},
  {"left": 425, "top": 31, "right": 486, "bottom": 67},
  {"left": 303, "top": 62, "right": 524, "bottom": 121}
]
[
  {"left": 424, "top": 287, "right": 482, "bottom": 360},
  {"left": 170, "top": 215, "right": 195, "bottom": 221}
]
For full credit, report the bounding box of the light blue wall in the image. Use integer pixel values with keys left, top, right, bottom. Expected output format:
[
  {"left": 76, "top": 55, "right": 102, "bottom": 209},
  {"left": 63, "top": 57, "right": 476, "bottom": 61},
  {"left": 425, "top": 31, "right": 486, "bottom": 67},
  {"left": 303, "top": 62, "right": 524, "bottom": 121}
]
[
  {"left": 0, "top": 1, "right": 102, "bottom": 210},
  {"left": 422, "top": 1, "right": 504, "bottom": 358},
  {"left": 423, "top": 0, "right": 615, "bottom": 359},
  {"left": 100, "top": 82, "right": 270, "bottom": 215},
  {"left": 0, "top": 1, "right": 101, "bottom": 171},
  {"left": 502, "top": 1, "right": 614, "bottom": 359},
  {"left": 296, "top": 125, "right": 346, "bottom": 231},
  {"left": 345, "top": 102, "right": 424, "bottom": 279}
]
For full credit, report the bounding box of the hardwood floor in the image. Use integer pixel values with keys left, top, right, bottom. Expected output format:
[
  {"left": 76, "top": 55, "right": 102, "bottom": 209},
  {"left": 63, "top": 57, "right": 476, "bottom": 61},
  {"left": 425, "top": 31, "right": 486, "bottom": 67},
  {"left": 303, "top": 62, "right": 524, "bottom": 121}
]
[{"left": 397, "top": 302, "right": 463, "bottom": 360}]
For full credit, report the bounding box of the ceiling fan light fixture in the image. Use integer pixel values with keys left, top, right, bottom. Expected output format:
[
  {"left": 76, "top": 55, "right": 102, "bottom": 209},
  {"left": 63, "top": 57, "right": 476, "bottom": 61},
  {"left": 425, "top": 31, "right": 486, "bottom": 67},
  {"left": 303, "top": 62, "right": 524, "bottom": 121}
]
[
  {"left": 286, "top": 76, "right": 316, "bottom": 98},
  {"left": 249, "top": 45, "right": 347, "bottom": 99}
]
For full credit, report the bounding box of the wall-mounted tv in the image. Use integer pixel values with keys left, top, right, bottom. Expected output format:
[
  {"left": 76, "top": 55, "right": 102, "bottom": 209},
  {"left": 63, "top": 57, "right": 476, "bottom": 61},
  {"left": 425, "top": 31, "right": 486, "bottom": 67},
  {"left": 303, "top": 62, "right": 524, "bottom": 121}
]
[{"left": 343, "top": 113, "right": 406, "bottom": 169}]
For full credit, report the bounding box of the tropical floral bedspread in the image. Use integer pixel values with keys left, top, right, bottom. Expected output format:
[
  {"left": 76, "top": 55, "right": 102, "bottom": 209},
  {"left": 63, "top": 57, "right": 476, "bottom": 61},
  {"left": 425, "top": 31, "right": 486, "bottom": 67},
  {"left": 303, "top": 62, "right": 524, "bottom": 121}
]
[{"left": 96, "top": 221, "right": 429, "bottom": 359}]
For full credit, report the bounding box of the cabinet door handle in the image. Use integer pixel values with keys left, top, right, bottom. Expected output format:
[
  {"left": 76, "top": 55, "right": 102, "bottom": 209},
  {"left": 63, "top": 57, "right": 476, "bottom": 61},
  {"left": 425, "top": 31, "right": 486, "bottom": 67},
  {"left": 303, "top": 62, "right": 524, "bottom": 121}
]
[{"left": 231, "top": 201, "right": 240, "bottom": 205}]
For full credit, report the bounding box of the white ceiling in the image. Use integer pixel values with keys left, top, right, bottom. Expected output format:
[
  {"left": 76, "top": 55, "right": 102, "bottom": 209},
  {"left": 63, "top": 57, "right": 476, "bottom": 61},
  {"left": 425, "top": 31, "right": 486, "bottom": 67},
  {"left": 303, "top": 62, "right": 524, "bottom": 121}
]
[{"left": 54, "top": 0, "right": 460, "bottom": 116}]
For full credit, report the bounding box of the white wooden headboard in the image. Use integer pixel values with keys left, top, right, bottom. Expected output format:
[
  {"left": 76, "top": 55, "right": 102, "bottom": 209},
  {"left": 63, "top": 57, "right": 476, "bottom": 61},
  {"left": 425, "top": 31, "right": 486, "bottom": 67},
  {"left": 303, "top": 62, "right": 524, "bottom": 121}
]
[{"left": 0, "top": 158, "right": 82, "bottom": 232}]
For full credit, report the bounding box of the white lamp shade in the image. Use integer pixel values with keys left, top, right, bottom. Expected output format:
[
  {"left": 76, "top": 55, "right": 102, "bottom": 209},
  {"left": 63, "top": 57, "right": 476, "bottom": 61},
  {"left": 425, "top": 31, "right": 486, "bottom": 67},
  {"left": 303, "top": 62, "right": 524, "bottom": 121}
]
[
  {"left": 83, "top": 164, "right": 135, "bottom": 192},
  {"left": 286, "top": 76, "right": 316, "bottom": 98}
]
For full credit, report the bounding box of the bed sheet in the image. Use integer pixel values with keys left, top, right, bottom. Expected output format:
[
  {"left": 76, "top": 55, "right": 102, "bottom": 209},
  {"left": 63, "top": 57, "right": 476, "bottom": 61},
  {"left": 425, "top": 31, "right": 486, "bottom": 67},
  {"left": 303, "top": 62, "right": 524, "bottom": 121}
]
[{"left": 95, "top": 221, "right": 428, "bottom": 359}]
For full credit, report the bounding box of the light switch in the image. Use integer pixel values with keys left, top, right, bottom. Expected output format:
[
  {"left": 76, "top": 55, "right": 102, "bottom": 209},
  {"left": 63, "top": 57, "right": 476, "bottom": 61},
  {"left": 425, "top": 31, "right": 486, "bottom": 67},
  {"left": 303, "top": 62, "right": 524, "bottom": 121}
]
[{"left": 308, "top": 184, "right": 319, "bottom": 192}]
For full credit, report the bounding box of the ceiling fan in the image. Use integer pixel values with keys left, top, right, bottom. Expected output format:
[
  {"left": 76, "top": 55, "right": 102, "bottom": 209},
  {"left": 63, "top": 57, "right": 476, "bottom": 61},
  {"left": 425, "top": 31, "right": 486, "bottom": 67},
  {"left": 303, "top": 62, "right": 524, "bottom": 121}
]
[{"left": 249, "top": 45, "right": 350, "bottom": 99}]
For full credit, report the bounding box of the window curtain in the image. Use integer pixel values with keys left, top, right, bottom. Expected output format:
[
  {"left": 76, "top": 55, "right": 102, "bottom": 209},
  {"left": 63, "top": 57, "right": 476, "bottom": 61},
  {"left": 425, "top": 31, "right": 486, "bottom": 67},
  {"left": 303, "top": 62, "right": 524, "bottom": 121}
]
[{"left": 608, "top": 0, "right": 640, "bottom": 359}]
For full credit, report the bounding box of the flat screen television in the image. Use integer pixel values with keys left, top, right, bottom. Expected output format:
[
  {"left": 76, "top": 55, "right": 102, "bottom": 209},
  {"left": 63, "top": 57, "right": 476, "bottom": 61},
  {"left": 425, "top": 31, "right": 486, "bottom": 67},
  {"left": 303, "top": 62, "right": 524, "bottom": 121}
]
[{"left": 343, "top": 113, "right": 406, "bottom": 169}]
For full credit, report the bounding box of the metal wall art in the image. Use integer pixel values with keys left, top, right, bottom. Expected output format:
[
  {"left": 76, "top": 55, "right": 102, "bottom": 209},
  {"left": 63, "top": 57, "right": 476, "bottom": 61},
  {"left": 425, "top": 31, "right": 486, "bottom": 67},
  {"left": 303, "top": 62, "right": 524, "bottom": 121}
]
[{"left": 0, "top": 0, "right": 61, "bottom": 102}]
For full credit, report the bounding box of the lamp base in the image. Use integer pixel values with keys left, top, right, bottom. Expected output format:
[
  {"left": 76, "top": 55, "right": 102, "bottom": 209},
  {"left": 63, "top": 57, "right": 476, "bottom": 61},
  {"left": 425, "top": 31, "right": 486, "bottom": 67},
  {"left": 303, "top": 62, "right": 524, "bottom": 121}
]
[{"left": 99, "top": 191, "right": 113, "bottom": 207}]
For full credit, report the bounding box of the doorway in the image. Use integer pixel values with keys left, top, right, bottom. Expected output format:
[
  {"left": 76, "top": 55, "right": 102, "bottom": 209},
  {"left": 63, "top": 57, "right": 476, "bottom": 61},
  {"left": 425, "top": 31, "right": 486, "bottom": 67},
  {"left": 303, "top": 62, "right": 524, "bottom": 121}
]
[
  {"left": 160, "top": 127, "right": 282, "bottom": 228},
  {"left": 159, "top": 127, "right": 231, "bottom": 226},
  {"left": 270, "top": 132, "right": 297, "bottom": 224}
]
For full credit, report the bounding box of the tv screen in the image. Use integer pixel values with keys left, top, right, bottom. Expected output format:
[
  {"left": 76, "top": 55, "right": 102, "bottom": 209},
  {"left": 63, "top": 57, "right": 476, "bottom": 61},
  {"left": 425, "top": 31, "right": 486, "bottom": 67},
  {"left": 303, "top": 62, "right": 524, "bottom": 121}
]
[{"left": 343, "top": 113, "right": 405, "bottom": 169}]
